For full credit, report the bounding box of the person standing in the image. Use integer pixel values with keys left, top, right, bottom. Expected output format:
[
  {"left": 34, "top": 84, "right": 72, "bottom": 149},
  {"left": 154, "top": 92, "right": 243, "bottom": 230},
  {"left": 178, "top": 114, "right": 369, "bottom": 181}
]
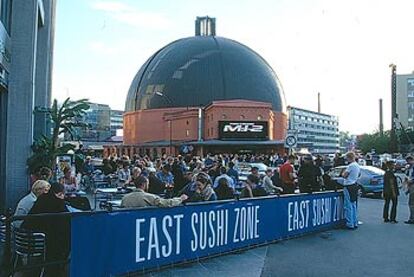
[
  {"left": 279, "top": 155, "right": 297, "bottom": 194},
  {"left": 341, "top": 152, "right": 360, "bottom": 229},
  {"left": 404, "top": 156, "right": 414, "bottom": 224},
  {"left": 383, "top": 160, "right": 399, "bottom": 223},
  {"left": 297, "top": 155, "right": 320, "bottom": 193}
]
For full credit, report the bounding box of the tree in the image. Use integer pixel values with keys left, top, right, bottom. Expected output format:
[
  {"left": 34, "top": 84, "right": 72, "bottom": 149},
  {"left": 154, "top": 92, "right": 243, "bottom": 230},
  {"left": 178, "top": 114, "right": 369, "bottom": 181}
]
[
  {"left": 339, "top": 131, "right": 351, "bottom": 148},
  {"left": 27, "top": 98, "right": 90, "bottom": 174},
  {"left": 357, "top": 131, "right": 391, "bottom": 154}
]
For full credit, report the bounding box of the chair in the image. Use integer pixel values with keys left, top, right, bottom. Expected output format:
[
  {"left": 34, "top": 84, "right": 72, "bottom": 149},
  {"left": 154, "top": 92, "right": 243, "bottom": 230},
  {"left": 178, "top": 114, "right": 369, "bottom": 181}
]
[{"left": 12, "top": 228, "right": 46, "bottom": 276}]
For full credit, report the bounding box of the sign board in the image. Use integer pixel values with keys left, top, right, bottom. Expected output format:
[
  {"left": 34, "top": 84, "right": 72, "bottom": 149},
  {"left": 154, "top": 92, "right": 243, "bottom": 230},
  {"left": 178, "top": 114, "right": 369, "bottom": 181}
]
[
  {"left": 285, "top": 135, "right": 297, "bottom": 148},
  {"left": 218, "top": 121, "right": 268, "bottom": 140},
  {"left": 70, "top": 192, "right": 344, "bottom": 276}
]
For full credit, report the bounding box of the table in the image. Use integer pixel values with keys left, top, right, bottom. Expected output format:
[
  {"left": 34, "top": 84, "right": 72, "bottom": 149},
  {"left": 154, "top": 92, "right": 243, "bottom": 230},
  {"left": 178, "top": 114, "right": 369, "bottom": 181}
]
[{"left": 94, "top": 187, "right": 134, "bottom": 210}]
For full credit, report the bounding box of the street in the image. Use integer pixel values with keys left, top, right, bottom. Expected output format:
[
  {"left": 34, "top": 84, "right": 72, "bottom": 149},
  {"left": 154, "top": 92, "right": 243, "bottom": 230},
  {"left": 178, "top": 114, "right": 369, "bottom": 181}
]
[{"left": 143, "top": 193, "right": 413, "bottom": 277}]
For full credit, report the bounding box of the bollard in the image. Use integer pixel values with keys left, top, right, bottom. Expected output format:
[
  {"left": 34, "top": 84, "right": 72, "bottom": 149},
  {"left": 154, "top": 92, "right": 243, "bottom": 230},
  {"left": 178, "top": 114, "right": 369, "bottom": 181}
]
[{"left": 1, "top": 208, "right": 13, "bottom": 275}]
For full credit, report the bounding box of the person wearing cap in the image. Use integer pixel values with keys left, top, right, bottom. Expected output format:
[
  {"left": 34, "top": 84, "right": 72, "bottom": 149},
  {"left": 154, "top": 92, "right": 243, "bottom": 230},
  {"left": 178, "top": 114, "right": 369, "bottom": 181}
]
[
  {"left": 121, "top": 176, "right": 188, "bottom": 208},
  {"left": 341, "top": 151, "right": 360, "bottom": 229},
  {"left": 404, "top": 156, "right": 414, "bottom": 224},
  {"left": 14, "top": 180, "right": 51, "bottom": 227},
  {"left": 383, "top": 160, "right": 399, "bottom": 223}
]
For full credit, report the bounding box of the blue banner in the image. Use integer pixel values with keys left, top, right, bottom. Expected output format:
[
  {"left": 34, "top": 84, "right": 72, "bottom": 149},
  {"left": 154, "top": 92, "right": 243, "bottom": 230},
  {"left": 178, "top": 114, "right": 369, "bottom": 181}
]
[{"left": 70, "top": 192, "right": 344, "bottom": 277}]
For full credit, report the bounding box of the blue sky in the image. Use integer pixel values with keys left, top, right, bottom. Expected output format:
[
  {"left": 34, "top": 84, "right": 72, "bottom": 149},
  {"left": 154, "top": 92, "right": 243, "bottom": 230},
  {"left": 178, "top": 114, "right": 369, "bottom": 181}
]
[{"left": 53, "top": 0, "right": 414, "bottom": 134}]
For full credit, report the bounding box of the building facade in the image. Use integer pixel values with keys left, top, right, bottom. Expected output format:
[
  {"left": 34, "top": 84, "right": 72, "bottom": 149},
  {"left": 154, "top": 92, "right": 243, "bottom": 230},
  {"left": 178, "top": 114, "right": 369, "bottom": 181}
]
[
  {"left": 396, "top": 72, "right": 414, "bottom": 130},
  {"left": 0, "top": 0, "right": 56, "bottom": 212},
  {"left": 67, "top": 103, "right": 123, "bottom": 142},
  {"left": 73, "top": 103, "right": 111, "bottom": 142},
  {"left": 288, "top": 106, "right": 340, "bottom": 154},
  {"left": 110, "top": 109, "right": 124, "bottom": 136}
]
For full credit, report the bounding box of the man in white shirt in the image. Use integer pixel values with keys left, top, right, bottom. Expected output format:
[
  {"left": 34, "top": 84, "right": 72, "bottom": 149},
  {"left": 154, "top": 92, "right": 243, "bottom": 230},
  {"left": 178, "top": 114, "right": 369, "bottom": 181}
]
[{"left": 341, "top": 152, "right": 360, "bottom": 229}]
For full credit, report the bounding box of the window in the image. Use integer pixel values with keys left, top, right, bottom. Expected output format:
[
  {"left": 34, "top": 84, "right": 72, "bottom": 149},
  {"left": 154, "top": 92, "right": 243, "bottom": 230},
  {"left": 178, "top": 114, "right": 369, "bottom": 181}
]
[
  {"left": 0, "top": 0, "right": 12, "bottom": 34},
  {"left": 240, "top": 115, "right": 245, "bottom": 119},
  {"left": 222, "top": 114, "right": 227, "bottom": 119},
  {"left": 186, "top": 120, "right": 189, "bottom": 125},
  {"left": 257, "top": 115, "right": 263, "bottom": 120},
  {"left": 186, "top": 130, "right": 189, "bottom": 137}
]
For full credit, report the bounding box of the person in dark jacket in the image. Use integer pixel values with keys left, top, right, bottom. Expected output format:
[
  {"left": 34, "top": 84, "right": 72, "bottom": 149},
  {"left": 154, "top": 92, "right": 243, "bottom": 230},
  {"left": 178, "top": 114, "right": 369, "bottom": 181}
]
[
  {"left": 21, "top": 183, "right": 70, "bottom": 276},
  {"left": 298, "top": 155, "right": 321, "bottom": 193},
  {"left": 148, "top": 171, "right": 165, "bottom": 194},
  {"left": 215, "top": 178, "right": 235, "bottom": 200},
  {"left": 383, "top": 160, "right": 399, "bottom": 223},
  {"left": 172, "top": 159, "right": 186, "bottom": 194}
]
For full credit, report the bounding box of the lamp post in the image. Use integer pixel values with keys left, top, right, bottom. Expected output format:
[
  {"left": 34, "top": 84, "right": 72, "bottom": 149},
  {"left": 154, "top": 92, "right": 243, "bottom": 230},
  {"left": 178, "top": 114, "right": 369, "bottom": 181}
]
[
  {"left": 389, "top": 64, "right": 398, "bottom": 153},
  {"left": 154, "top": 92, "right": 174, "bottom": 154}
]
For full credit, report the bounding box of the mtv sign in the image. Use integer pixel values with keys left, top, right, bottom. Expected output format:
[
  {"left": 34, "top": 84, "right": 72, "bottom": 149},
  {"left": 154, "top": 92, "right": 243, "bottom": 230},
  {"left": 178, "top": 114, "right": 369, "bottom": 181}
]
[{"left": 219, "top": 121, "right": 268, "bottom": 140}]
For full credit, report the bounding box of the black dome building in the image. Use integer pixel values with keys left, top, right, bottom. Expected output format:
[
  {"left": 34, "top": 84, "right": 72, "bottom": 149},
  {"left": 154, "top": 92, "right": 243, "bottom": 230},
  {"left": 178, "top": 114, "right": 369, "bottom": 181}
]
[
  {"left": 125, "top": 23, "right": 286, "bottom": 112},
  {"left": 118, "top": 17, "right": 288, "bottom": 157}
]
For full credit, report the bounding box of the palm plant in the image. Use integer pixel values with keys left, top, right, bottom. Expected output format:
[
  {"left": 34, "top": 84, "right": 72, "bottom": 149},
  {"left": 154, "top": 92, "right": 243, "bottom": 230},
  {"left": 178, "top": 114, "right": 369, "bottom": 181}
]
[{"left": 27, "top": 98, "right": 90, "bottom": 174}]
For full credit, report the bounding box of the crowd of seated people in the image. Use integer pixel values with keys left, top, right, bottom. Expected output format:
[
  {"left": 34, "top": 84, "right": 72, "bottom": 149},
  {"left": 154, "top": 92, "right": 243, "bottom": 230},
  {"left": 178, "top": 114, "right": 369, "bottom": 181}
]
[
  {"left": 94, "top": 152, "right": 338, "bottom": 209},
  {"left": 8, "top": 150, "right": 346, "bottom": 276}
]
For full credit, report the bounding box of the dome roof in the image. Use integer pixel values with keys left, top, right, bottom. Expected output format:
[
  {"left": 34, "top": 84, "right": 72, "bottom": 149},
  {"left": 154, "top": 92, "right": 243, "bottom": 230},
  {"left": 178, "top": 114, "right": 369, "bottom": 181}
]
[{"left": 125, "top": 36, "right": 286, "bottom": 112}]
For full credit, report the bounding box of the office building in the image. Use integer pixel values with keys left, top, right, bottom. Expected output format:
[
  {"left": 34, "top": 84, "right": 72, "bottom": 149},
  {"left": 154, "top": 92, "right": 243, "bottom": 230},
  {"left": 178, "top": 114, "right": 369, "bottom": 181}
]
[
  {"left": 0, "top": 0, "right": 56, "bottom": 211},
  {"left": 288, "top": 106, "right": 340, "bottom": 154},
  {"left": 110, "top": 109, "right": 124, "bottom": 136},
  {"left": 396, "top": 72, "right": 414, "bottom": 130}
]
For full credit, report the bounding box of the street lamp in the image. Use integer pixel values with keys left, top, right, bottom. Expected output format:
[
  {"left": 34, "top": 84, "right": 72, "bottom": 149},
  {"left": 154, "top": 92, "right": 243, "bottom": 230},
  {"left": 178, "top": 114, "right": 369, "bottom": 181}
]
[
  {"left": 389, "top": 64, "right": 398, "bottom": 153},
  {"left": 154, "top": 92, "right": 174, "bottom": 154}
]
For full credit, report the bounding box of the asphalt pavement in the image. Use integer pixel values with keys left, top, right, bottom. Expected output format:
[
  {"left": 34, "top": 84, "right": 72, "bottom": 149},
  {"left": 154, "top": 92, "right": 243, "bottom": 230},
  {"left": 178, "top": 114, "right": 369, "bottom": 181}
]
[{"left": 144, "top": 193, "right": 414, "bottom": 277}]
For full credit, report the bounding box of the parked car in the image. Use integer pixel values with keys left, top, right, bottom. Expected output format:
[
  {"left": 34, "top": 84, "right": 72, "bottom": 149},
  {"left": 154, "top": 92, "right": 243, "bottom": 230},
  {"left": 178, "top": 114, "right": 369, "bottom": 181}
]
[
  {"left": 235, "top": 162, "right": 268, "bottom": 181},
  {"left": 326, "top": 166, "right": 385, "bottom": 197},
  {"left": 394, "top": 159, "right": 407, "bottom": 172}
]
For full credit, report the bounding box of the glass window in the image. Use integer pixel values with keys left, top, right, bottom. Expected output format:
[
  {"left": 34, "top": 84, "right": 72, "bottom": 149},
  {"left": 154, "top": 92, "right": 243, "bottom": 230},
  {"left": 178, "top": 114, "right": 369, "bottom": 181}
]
[{"left": 0, "top": 0, "right": 12, "bottom": 34}]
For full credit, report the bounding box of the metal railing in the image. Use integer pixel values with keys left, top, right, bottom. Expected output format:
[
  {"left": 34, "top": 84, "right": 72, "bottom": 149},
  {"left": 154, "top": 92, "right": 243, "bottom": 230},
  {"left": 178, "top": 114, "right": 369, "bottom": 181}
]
[{"left": 1, "top": 209, "right": 71, "bottom": 276}]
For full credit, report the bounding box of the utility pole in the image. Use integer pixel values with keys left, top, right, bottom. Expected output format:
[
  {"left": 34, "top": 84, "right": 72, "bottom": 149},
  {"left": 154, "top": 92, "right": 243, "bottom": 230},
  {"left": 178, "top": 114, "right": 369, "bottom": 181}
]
[
  {"left": 317, "top": 92, "right": 321, "bottom": 113},
  {"left": 379, "top": 98, "right": 384, "bottom": 136},
  {"left": 389, "top": 64, "right": 398, "bottom": 153}
]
